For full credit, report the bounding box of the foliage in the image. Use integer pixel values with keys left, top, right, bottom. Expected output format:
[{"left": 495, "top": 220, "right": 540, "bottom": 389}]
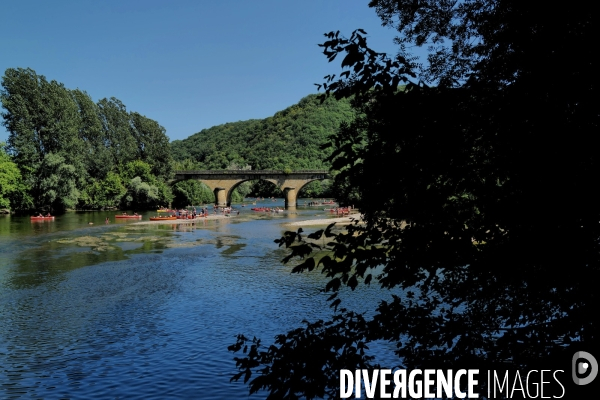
[
  {"left": 120, "top": 161, "right": 173, "bottom": 209},
  {"left": 247, "top": 180, "right": 283, "bottom": 198},
  {"left": 35, "top": 153, "right": 81, "bottom": 211},
  {"left": 122, "top": 177, "right": 157, "bottom": 209},
  {"left": 171, "top": 119, "right": 260, "bottom": 169},
  {"left": 1, "top": 68, "right": 173, "bottom": 211},
  {"left": 172, "top": 180, "right": 214, "bottom": 208},
  {"left": 0, "top": 142, "right": 29, "bottom": 210},
  {"left": 230, "top": 2, "right": 599, "bottom": 398},
  {"left": 96, "top": 97, "right": 137, "bottom": 169},
  {"left": 130, "top": 111, "right": 173, "bottom": 179},
  {"left": 0, "top": 68, "right": 84, "bottom": 169},
  {"left": 71, "top": 89, "right": 113, "bottom": 180},
  {"left": 171, "top": 158, "right": 203, "bottom": 171},
  {"left": 297, "top": 179, "right": 332, "bottom": 198},
  {"left": 0, "top": 68, "right": 86, "bottom": 211},
  {"left": 79, "top": 172, "right": 127, "bottom": 210},
  {"left": 119, "top": 159, "right": 157, "bottom": 184}
]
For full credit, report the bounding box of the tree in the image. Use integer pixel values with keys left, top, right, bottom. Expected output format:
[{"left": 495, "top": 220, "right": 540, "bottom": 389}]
[
  {"left": 172, "top": 180, "right": 214, "bottom": 208},
  {"left": 71, "top": 88, "right": 113, "bottom": 180},
  {"left": 230, "top": 2, "right": 598, "bottom": 398},
  {"left": 97, "top": 97, "right": 137, "bottom": 168},
  {"left": 130, "top": 111, "right": 173, "bottom": 179},
  {"left": 79, "top": 171, "right": 127, "bottom": 210},
  {"left": 1, "top": 68, "right": 175, "bottom": 212},
  {"left": 0, "top": 142, "right": 30, "bottom": 210},
  {"left": 120, "top": 160, "right": 173, "bottom": 209},
  {"left": 1, "top": 68, "right": 87, "bottom": 211},
  {"left": 36, "top": 153, "right": 81, "bottom": 211}
]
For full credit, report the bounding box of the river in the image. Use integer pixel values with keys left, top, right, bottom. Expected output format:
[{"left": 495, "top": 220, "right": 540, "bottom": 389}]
[{"left": 0, "top": 200, "right": 399, "bottom": 399}]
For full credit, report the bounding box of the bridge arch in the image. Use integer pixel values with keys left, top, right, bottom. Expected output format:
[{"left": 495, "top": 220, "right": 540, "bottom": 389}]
[{"left": 172, "top": 170, "right": 330, "bottom": 208}]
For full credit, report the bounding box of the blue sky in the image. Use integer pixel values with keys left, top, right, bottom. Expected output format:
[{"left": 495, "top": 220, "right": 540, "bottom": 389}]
[{"left": 1, "top": 0, "right": 409, "bottom": 143}]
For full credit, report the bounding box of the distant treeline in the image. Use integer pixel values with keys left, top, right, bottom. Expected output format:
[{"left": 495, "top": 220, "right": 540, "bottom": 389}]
[{"left": 1, "top": 68, "right": 354, "bottom": 212}]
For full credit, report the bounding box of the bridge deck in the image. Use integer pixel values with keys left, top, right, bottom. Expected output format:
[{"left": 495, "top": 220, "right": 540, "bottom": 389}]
[{"left": 174, "top": 170, "right": 329, "bottom": 176}]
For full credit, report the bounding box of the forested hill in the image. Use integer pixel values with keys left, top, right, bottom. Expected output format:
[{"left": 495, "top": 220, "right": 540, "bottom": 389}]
[{"left": 170, "top": 94, "right": 355, "bottom": 171}]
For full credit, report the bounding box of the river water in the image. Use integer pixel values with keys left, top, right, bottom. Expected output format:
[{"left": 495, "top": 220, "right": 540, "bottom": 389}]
[{"left": 0, "top": 200, "right": 399, "bottom": 399}]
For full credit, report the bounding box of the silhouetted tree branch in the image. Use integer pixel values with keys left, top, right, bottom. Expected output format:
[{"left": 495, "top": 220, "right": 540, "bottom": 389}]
[{"left": 231, "top": 2, "right": 598, "bottom": 398}]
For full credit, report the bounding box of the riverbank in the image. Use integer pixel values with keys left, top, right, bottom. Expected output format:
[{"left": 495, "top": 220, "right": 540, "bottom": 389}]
[
  {"left": 129, "top": 212, "right": 364, "bottom": 227},
  {"left": 284, "top": 213, "right": 363, "bottom": 227}
]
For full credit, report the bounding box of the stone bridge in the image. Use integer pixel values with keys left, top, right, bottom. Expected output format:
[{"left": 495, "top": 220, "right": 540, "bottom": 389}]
[{"left": 173, "top": 170, "right": 330, "bottom": 207}]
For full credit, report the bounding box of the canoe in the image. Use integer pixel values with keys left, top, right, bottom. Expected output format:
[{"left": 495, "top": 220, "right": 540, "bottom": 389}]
[
  {"left": 115, "top": 215, "right": 142, "bottom": 219},
  {"left": 156, "top": 209, "right": 171, "bottom": 213},
  {"left": 31, "top": 216, "right": 55, "bottom": 220},
  {"left": 149, "top": 216, "right": 177, "bottom": 221}
]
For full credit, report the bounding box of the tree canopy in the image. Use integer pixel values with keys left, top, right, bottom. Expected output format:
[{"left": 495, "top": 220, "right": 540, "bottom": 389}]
[
  {"left": 230, "top": 1, "right": 598, "bottom": 398},
  {"left": 1, "top": 68, "right": 173, "bottom": 212},
  {"left": 170, "top": 94, "right": 355, "bottom": 171},
  {"left": 0, "top": 142, "right": 28, "bottom": 210}
]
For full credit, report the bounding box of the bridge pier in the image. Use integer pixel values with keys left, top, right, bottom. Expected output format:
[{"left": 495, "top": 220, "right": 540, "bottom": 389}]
[
  {"left": 283, "top": 188, "right": 297, "bottom": 208},
  {"left": 214, "top": 188, "right": 228, "bottom": 207}
]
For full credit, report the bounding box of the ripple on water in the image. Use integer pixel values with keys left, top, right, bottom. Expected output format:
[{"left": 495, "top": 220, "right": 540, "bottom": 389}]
[{"left": 0, "top": 208, "right": 401, "bottom": 399}]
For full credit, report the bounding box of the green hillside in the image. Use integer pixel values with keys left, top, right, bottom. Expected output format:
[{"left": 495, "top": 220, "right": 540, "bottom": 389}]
[{"left": 170, "top": 94, "right": 355, "bottom": 171}]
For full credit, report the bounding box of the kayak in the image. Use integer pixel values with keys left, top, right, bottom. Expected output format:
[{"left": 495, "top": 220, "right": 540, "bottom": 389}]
[
  {"left": 115, "top": 215, "right": 142, "bottom": 219},
  {"left": 149, "top": 216, "right": 177, "bottom": 221}
]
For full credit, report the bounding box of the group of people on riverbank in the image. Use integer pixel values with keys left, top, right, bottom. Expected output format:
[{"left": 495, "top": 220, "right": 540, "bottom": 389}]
[
  {"left": 328, "top": 206, "right": 352, "bottom": 215},
  {"left": 305, "top": 199, "right": 336, "bottom": 207}
]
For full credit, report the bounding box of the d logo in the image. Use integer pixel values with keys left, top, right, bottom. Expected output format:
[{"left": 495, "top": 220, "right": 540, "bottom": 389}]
[{"left": 572, "top": 351, "right": 598, "bottom": 385}]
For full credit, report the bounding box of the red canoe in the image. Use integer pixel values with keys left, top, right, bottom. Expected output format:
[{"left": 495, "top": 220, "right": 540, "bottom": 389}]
[
  {"left": 150, "top": 216, "right": 177, "bottom": 221},
  {"left": 31, "top": 216, "right": 55, "bottom": 220}
]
